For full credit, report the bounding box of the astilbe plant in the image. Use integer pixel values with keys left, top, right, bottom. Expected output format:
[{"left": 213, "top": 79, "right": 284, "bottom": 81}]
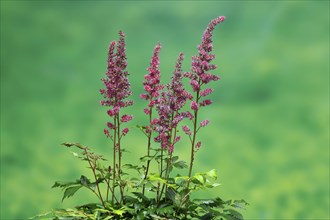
[{"left": 33, "top": 16, "right": 248, "bottom": 220}]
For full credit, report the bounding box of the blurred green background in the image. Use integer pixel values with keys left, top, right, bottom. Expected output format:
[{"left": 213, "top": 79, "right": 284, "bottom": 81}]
[{"left": 1, "top": 1, "right": 329, "bottom": 219}]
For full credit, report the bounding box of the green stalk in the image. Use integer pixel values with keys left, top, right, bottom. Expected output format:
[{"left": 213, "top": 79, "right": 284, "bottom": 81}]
[
  {"left": 142, "top": 107, "right": 153, "bottom": 195},
  {"left": 185, "top": 83, "right": 201, "bottom": 219},
  {"left": 116, "top": 113, "right": 124, "bottom": 204},
  {"left": 187, "top": 89, "right": 200, "bottom": 179},
  {"left": 112, "top": 116, "right": 117, "bottom": 206},
  {"left": 84, "top": 148, "right": 106, "bottom": 209}
]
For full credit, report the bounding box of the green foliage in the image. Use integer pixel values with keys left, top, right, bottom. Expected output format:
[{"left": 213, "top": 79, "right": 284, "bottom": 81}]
[{"left": 33, "top": 143, "right": 247, "bottom": 219}]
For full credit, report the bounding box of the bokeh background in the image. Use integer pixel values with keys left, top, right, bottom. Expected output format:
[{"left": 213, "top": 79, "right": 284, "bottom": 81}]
[{"left": 1, "top": 1, "right": 329, "bottom": 219}]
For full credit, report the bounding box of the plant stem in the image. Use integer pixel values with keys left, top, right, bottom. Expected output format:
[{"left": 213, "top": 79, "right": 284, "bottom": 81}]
[
  {"left": 187, "top": 89, "right": 200, "bottom": 179},
  {"left": 100, "top": 171, "right": 118, "bottom": 204},
  {"left": 185, "top": 86, "right": 201, "bottom": 219},
  {"left": 158, "top": 152, "right": 172, "bottom": 203},
  {"left": 158, "top": 113, "right": 175, "bottom": 202},
  {"left": 156, "top": 148, "right": 164, "bottom": 202},
  {"left": 84, "top": 148, "right": 106, "bottom": 209},
  {"left": 112, "top": 116, "right": 117, "bottom": 206},
  {"left": 116, "top": 113, "right": 124, "bottom": 204},
  {"left": 142, "top": 107, "right": 153, "bottom": 195}
]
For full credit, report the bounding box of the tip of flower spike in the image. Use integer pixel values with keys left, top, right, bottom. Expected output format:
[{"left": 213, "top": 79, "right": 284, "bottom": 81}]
[
  {"left": 119, "top": 30, "right": 125, "bottom": 37},
  {"left": 218, "top": 16, "right": 226, "bottom": 22},
  {"left": 109, "top": 41, "right": 116, "bottom": 47}
]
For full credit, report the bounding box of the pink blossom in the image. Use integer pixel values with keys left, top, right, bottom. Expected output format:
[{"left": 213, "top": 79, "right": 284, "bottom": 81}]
[
  {"left": 104, "top": 129, "right": 110, "bottom": 138},
  {"left": 196, "top": 141, "right": 202, "bottom": 150},
  {"left": 140, "top": 94, "right": 148, "bottom": 100},
  {"left": 200, "top": 120, "right": 209, "bottom": 127},
  {"left": 122, "top": 128, "right": 129, "bottom": 136},
  {"left": 144, "top": 85, "right": 152, "bottom": 93},
  {"left": 182, "top": 125, "right": 192, "bottom": 135},
  {"left": 142, "top": 43, "right": 163, "bottom": 101},
  {"left": 107, "top": 109, "right": 115, "bottom": 117},
  {"left": 151, "top": 118, "right": 160, "bottom": 125},
  {"left": 153, "top": 53, "right": 188, "bottom": 153},
  {"left": 148, "top": 100, "right": 156, "bottom": 108},
  {"left": 190, "top": 101, "right": 199, "bottom": 111},
  {"left": 143, "top": 108, "right": 150, "bottom": 115},
  {"left": 200, "top": 88, "right": 214, "bottom": 97},
  {"left": 107, "top": 122, "right": 115, "bottom": 129},
  {"left": 190, "top": 80, "right": 200, "bottom": 92},
  {"left": 174, "top": 136, "right": 181, "bottom": 143},
  {"left": 168, "top": 144, "right": 174, "bottom": 153},
  {"left": 184, "top": 16, "right": 225, "bottom": 119},
  {"left": 151, "top": 91, "right": 159, "bottom": 98},
  {"left": 100, "top": 31, "right": 132, "bottom": 109},
  {"left": 113, "top": 106, "right": 120, "bottom": 115},
  {"left": 200, "top": 99, "right": 212, "bottom": 107},
  {"left": 182, "top": 111, "right": 194, "bottom": 120},
  {"left": 121, "top": 114, "right": 133, "bottom": 122},
  {"left": 100, "top": 31, "right": 133, "bottom": 138}
]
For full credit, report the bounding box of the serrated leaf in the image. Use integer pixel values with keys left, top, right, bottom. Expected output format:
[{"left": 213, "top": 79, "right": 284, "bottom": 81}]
[
  {"left": 52, "top": 180, "right": 79, "bottom": 189},
  {"left": 62, "top": 185, "right": 82, "bottom": 202},
  {"left": 225, "top": 208, "right": 244, "bottom": 220},
  {"left": 231, "top": 199, "right": 249, "bottom": 210}
]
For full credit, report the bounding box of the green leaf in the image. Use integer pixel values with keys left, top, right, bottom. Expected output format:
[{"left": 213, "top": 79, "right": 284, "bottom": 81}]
[
  {"left": 148, "top": 174, "right": 166, "bottom": 183},
  {"left": 166, "top": 187, "right": 176, "bottom": 202},
  {"left": 30, "top": 211, "right": 53, "bottom": 219},
  {"left": 193, "top": 174, "right": 206, "bottom": 184},
  {"left": 80, "top": 175, "right": 91, "bottom": 187},
  {"left": 173, "top": 160, "right": 188, "bottom": 169},
  {"left": 224, "top": 209, "right": 244, "bottom": 220},
  {"left": 112, "top": 208, "right": 125, "bottom": 217},
  {"left": 70, "top": 151, "right": 79, "bottom": 158},
  {"left": 200, "top": 213, "right": 214, "bottom": 220},
  {"left": 61, "top": 142, "right": 83, "bottom": 149},
  {"left": 174, "top": 176, "right": 189, "bottom": 182},
  {"left": 206, "top": 182, "right": 221, "bottom": 188},
  {"left": 140, "top": 155, "right": 154, "bottom": 162},
  {"left": 231, "top": 199, "right": 249, "bottom": 210},
  {"left": 172, "top": 156, "right": 179, "bottom": 163},
  {"left": 157, "top": 205, "right": 174, "bottom": 216},
  {"left": 132, "top": 192, "right": 150, "bottom": 203},
  {"left": 62, "top": 185, "right": 82, "bottom": 202},
  {"left": 52, "top": 180, "right": 79, "bottom": 189},
  {"left": 206, "top": 169, "right": 217, "bottom": 179},
  {"left": 123, "top": 163, "right": 143, "bottom": 172}
]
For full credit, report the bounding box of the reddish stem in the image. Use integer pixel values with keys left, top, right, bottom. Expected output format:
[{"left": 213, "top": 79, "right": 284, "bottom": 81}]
[{"left": 84, "top": 148, "right": 106, "bottom": 209}]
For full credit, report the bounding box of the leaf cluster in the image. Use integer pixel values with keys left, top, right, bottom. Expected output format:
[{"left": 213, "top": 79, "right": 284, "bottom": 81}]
[{"left": 32, "top": 144, "right": 248, "bottom": 219}]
